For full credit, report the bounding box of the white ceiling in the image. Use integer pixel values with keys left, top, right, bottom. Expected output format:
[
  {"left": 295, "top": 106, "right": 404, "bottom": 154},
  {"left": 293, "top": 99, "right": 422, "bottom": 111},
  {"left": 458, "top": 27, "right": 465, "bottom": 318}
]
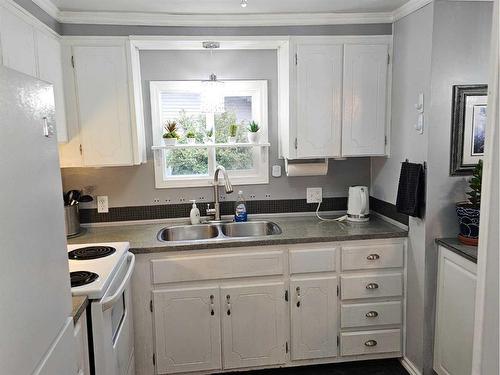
[{"left": 51, "top": 0, "right": 410, "bottom": 14}]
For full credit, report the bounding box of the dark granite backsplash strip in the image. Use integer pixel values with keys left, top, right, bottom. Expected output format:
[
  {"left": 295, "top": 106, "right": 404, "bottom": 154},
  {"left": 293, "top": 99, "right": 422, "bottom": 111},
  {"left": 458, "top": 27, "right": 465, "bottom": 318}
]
[
  {"left": 79, "top": 197, "right": 348, "bottom": 223},
  {"left": 370, "top": 196, "right": 409, "bottom": 226}
]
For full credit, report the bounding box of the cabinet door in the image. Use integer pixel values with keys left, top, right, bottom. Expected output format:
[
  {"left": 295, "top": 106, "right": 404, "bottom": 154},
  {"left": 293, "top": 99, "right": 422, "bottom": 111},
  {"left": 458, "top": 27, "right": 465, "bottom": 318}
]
[
  {"left": 72, "top": 45, "right": 134, "bottom": 166},
  {"left": 153, "top": 287, "right": 222, "bottom": 374},
  {"left": 0, "top": 7, "right": 36, "bottom": 76},
  {"left": 290, "top": 276, "right": 338, "bottom": 360},
  {"left": 36, "top": 31, "right": 68, "bottom": 143},
  {"left": 433, "top": 248, "right": 477, "bottom": 375},
  {"left": 342, "top": 44, "right": 388, "bottom": 156},
  {"left": 221, "top": 282, "right": 286, "bottom": 369},
  {"left": 296, "top": 44, "right": 342, "bottom": 158}
]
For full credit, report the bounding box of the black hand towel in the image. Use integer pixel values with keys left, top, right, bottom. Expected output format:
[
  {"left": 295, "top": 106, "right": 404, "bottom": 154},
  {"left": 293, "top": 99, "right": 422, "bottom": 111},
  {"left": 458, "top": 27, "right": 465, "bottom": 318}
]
[{"left": 396, "top": 161, "right": 425, "bottom": 218}]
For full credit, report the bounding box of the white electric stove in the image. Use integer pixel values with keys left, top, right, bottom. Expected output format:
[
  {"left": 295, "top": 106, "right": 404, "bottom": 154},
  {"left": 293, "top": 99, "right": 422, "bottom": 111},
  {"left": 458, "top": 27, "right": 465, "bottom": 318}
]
[{"left": 67, "top": 242, "right": 136, "bottom": 375}]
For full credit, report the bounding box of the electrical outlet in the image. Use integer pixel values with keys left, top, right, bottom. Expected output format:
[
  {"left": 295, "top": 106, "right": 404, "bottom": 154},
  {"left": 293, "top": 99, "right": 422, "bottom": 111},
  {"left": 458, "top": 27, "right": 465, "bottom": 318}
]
[
  {"left": 306, "top": 188, "right": 323, "bottom": 203},
  {"left": 97, "top": 196, "right": 109, "bottom": 213}
]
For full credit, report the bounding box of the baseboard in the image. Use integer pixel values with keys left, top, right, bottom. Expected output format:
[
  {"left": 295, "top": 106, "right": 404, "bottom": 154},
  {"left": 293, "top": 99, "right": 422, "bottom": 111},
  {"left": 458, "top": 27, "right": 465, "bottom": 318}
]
[{"left": 400, "top": 357, "right": 423, "bottom": 375}]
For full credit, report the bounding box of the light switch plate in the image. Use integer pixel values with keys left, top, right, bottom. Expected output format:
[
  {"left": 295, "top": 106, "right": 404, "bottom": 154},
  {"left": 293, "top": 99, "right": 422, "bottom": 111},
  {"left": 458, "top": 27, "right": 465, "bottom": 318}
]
[
  {"left": 97, "top": 196, "right": 109, "bottom": 213},
  {"left": 272, "top": 165, "right": 282, "bottom": 177},
  {"left": 306, "top": 187, "right": 323, "bottom": 203}
]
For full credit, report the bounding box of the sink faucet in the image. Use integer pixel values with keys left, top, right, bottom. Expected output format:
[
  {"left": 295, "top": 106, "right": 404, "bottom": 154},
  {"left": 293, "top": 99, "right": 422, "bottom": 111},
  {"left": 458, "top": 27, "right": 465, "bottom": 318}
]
[{"left": 206, "top": 165, "right": 233, "bottom": 221}]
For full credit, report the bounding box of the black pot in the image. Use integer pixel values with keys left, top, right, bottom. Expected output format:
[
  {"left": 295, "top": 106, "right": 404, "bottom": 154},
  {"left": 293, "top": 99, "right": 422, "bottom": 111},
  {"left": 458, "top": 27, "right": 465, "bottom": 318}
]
[{"left": 455, "top": 203, "right": 480, "bottom": 239}]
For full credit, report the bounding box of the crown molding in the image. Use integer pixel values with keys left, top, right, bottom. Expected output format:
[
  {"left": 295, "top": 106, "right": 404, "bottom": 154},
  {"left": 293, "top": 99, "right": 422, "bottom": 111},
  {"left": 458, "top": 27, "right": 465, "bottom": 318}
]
[
  {"left": 58, "top": 10, "right": 394, "bottom": 26},
  {"left": 392, "top": 0, "right": 433, "bottom": 21},
  {"left": 31, "top": 0, "right": 60, "bottom": 20},
  {"left": 22, "top": 0, "right": 437, "bottom": 27}
]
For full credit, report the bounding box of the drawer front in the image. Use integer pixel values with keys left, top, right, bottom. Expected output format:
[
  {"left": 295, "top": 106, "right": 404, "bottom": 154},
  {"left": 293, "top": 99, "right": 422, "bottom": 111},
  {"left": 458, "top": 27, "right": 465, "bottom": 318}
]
[
  {"left": 342, "top": 243, "right": 404, "bottom": 271},
  {"left": 341, "top": 329, "right": 401, "bottom": 356},
  {"left": 341, "top": 301, "right": 402, "bottom": 328},
  {"left": 152, "top": 250, "right": 284, "bottom": 284},
  {"left": 289, "top": 247, "right": 337, "bottom": 274},
  {"left": 341, "top": 273, "right": 403, "bottom": 300}
]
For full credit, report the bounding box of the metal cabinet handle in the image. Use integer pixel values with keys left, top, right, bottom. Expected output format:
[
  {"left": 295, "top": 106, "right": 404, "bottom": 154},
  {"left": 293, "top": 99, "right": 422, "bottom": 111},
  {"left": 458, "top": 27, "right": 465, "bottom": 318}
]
[
  {"left": 296, "top": 286, "right": 301, "bottom": 308},
  {"left": 42, "top": 117, "right": 54, "bottom": 137},
  {"left": 210, "top": 295, "right": 215, "bottom": 316},
  {"left": 366, "top": 283, "right": 379, "bottom": 290},
  {"left": 365, "top": 311, "right": 379, "bottom": 318},
  {"left": 226, "top": 295, "right": 231, "bottom": 316},
  {"left": 366, "top": 254, "right": 380, "bottom": 261},
  {"left": 364, "top": 340, "right": 378, "bottom": 347}
]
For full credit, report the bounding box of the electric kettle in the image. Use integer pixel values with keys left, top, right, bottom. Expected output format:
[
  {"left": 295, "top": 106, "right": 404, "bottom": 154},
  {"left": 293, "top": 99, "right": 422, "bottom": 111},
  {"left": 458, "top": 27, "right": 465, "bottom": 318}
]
[{"left": 347, "top": 186, "right": 370, "bottom": 222}]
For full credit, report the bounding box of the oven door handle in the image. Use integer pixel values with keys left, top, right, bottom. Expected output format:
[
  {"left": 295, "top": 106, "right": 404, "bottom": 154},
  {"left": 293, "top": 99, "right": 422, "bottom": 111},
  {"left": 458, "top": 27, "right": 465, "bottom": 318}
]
[{"left": 101, "top": 253, "right": 135, "bottom": 312}]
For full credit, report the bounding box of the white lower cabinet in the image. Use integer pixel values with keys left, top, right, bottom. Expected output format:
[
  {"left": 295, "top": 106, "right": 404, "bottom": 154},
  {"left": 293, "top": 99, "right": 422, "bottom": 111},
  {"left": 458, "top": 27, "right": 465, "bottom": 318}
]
[
  {"left": 290, "top": 276, "right": 338, "bottom": 360},
  {"left": 433, "top": 246, "right": 477, "bottom": 375},
  {"left": 152, "top": 286, "right": 222, "bottom": 374},
  {"left": 73, "top": 314, "right": 90, "bottom": 375},
  {"left": 145, "top": 239, "right": 405, "bottom": 374},
  {"left": 221, "top": 283, "right": 286, "bottom": 369}
]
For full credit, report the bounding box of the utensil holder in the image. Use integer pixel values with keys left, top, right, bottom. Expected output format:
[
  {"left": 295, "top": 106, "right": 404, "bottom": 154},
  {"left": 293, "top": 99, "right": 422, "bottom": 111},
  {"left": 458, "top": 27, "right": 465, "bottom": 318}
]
[{"left": 64, "top": 204, "right": 80, "bottom": 237}]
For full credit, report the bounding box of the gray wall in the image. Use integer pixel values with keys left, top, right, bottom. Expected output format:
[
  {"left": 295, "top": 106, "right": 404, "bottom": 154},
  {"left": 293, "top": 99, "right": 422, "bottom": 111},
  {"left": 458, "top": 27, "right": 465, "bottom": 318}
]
[
  {"left": 62, "top": 49, "right": 370, "bottom": 207},
  {"left": 372, "top": 4, "right": 434, "bottom": 371},
  {"left": 12, "top": 0, "right": 61, "bottom": 33},
  {"left": 371, "top": 1, "right": 492, "bottom": 373}
]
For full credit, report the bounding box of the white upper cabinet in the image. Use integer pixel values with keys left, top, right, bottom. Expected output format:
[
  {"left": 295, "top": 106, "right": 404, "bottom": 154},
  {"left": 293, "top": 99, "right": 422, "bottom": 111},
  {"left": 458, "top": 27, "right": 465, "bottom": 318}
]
[
  {"left": 0, "top": 3, "right": 68, "bottom": 142},
  {"left": 296, "top": 44, "right": 342, "bottom": 158},
  {"left": 279, "top": 37, "right": 391, "bottom": 159},
  {"left": 0, "top": 6, "right": 36, "bottom": 76},
  {"left": 342, "top": 44, "right": 389, "bottom": 156},
  {"left": 59, "top": 39, "right": 146, "bottom": 167},
  {"left": 35, "top": 31, "right": 68, "bottom": 142}
]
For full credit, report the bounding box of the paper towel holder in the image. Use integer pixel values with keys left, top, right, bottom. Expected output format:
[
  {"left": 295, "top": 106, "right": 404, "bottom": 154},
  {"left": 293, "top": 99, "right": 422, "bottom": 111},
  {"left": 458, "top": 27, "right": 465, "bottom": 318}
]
[{"left": 284, "top": 158, "right": 329, "bottom": 177}]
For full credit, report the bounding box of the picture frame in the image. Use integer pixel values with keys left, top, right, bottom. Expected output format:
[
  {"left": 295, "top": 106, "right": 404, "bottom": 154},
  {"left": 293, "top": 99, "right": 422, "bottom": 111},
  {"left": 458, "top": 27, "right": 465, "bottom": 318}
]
[{"left": 450, "top": 84, "right": 488, "bottom": 176}]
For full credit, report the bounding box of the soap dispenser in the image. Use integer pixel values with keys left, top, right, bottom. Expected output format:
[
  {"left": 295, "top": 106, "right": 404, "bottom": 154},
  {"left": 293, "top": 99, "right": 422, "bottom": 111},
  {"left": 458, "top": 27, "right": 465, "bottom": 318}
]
[{"left": 189, "top": 200, "right": 200, "bottom": 224}]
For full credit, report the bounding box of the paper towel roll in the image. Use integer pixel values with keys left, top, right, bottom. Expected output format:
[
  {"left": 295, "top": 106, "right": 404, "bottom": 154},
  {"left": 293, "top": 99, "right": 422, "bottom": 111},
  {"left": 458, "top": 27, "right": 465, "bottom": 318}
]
[{"left": 285, "top": 158, "right": 328, "bottom": 176}]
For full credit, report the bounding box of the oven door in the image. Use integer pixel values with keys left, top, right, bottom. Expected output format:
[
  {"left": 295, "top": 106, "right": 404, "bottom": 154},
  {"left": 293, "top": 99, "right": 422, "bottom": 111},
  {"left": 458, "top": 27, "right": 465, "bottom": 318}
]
[{"left": 91, "top": 253, "right": 135, "bottom": 375}]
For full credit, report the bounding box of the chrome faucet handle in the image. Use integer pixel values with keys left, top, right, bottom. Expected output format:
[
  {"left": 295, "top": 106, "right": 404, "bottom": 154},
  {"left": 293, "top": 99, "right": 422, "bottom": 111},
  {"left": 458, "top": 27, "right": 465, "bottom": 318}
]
[{"left": 206, "top": 204, "right": 216, "bottom": 216}]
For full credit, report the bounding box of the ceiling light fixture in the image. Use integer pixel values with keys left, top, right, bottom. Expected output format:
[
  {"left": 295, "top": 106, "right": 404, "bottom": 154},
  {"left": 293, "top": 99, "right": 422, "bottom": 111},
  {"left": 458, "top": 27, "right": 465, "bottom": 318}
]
[
  {"left": 241, "top": 0, "right": 248, "bottom": 8},
  {"left": 201, "top": 41, "right": 225, "bottom": 114}
]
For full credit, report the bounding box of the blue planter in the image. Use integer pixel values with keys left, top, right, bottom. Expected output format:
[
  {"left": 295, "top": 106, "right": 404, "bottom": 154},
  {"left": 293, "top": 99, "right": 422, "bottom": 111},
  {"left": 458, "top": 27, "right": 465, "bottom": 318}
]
[{"left": 456, "top": 203, "right": 480, "bottom": 239}]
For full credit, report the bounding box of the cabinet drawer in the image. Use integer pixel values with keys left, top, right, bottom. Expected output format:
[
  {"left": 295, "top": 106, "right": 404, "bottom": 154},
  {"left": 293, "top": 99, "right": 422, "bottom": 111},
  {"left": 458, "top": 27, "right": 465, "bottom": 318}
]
[
  {"left": 289, "top": 247, "right": 337, "bottom": 274},
  {"left": 341, "top": 243, "right": 403, "bottom": 271},
  {"left": 341, "top": 273, "right": 403, "bottom": 300},
  {"left": 341, "top": 329, "right": 401, "bottom": 356},
  {"left": 341, "top": 301, "right": 402, "bottom": 328},
  {"left": 152, "top": 250, "right": 284, "bottom": 284}
]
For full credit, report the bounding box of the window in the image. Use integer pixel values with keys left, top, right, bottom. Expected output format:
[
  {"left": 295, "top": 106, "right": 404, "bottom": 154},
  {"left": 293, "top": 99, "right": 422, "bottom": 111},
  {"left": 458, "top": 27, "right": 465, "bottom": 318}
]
[{"left": 150, "top": 80, "right": 269, "bottom": 188}]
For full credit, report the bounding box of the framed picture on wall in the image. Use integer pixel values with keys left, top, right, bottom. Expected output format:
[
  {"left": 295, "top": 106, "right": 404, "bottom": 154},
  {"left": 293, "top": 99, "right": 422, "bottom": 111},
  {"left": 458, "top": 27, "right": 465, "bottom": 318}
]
[{"left": 450, "top": 84, "right": 488, "bottom": 175}]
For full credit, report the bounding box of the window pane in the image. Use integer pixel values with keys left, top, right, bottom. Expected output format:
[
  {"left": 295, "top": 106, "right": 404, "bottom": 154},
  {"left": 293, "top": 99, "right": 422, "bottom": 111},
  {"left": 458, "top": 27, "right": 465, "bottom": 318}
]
[
  {"left": 225, "top": 96, "right": 252, "bottom": 123},
  {"left": 164, "top": 148, "right": 209, "bottom": 176},
  {"left": 216, "top": 147, "right": 254, "bottom": 171}
]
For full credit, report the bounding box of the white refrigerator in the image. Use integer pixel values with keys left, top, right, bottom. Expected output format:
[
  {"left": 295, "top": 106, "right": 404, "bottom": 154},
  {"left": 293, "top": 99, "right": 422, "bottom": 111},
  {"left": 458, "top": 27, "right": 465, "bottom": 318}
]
[{"left": 0, "top": 66, "right": 76, "bottom": 374}]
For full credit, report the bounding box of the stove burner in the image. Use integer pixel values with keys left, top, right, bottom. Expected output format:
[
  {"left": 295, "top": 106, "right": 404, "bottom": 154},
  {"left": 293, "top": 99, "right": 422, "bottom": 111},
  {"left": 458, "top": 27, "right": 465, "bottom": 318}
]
[
  {"left": 70, "top": 271, "right": 99, "bottom": 287},
  {"left": 68, "top": 246, "right": 116, "bottom": 260}
]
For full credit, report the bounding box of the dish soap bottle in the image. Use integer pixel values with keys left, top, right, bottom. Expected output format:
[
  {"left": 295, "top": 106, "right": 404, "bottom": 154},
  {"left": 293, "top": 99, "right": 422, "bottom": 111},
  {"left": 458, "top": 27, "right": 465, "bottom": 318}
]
[
  {"left": 189, "top": 200, "right": 200, "bottom": 224},
  {"left": 234, "top": 191, "right": 248, "bottom": 222}
]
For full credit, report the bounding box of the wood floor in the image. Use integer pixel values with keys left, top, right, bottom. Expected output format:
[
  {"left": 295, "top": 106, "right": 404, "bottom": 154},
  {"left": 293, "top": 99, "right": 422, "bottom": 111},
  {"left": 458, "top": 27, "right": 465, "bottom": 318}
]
[{"left": 221, "top": 359, "right": 410, "bottom": 374}]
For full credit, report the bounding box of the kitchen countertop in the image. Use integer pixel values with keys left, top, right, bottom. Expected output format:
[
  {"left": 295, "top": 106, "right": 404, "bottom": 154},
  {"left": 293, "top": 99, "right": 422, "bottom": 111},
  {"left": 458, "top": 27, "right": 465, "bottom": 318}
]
[
  {"left": 68, "top": 215, "right": 407, "bottom": 254},
  {"left": 72, "top": 296, "right": 88, "bottom": 324},
  {"left": 436, "top": 238, "right": 478, "bottom": 263}
]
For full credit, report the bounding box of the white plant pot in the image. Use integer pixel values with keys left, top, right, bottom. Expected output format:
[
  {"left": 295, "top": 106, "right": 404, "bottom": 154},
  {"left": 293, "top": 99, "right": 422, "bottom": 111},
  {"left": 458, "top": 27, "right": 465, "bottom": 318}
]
[
  {"left": 163, "top": 137, "right": 177, "bottom": 146},
  {"left": 228, "top": 136, "right": 237, "bottom": 144},
  {"left": 247, "top": 132, "right": 260, "bottom": 143},
  {"left": 187, "top": 138, "right": 196, "bottom": 144}
]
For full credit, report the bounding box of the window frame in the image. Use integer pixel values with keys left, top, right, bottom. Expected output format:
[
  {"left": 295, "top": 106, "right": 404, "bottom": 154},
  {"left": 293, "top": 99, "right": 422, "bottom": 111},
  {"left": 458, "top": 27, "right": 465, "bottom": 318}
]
[{"left": 150, "top": 80, "right": 269, "bottom": 188}]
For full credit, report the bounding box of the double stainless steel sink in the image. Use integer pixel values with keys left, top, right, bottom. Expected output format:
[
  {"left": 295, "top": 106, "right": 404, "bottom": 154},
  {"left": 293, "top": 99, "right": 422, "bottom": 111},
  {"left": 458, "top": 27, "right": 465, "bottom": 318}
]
[{"left": 158, "top": 221, "right": 282, "bottom": 242}]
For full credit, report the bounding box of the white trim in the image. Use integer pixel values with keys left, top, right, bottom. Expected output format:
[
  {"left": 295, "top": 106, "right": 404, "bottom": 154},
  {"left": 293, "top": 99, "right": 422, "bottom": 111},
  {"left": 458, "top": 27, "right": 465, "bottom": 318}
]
[
  {"left": 58, "top": 10, "right": 394, "bottom": 26},
  {"left": 392, "top": 0, "right": 433, "bottom": 22},
  {"left": 31, "top": 0, "right": 60, "bottom": 20},
  {"left": 0, "top": 0, "right": 60, "bottom": 37},
  {"left": 400, "top": 356, "right": 423, "bottom": 375}
]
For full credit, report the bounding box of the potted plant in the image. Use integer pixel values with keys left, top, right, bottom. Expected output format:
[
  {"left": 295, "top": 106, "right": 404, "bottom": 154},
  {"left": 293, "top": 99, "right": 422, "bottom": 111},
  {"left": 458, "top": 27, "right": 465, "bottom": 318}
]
[
  {"left": 228, "top": 124, "right": 238, "bottom": 143},
  {"left": 204, "top": 128, "right": 214, "bottom": 144},
  {"left": 247, "top": 121, "right": 260, "bottom": 143},
  {"left": 163, "top": 121, "right": 179, "bottom": 146},
  {"left": 186, "top": 131, "right": 196, "bottom": 144},
  {"left": 456, "top": 159, "right": 482, "bottom": 245}
]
